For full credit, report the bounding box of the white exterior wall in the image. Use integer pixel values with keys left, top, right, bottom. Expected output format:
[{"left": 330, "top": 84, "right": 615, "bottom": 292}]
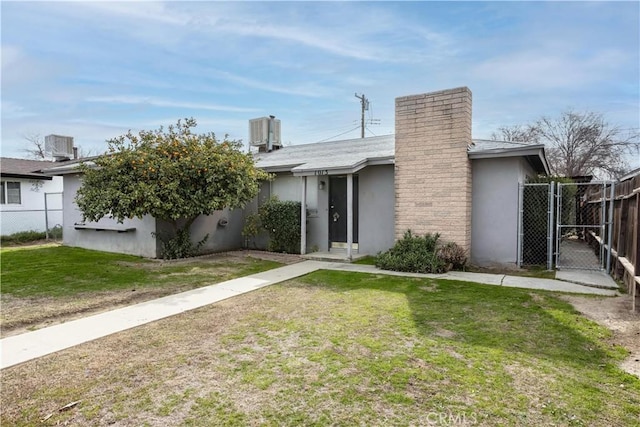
[
  {"left": 0, "top": 176, "right": 63, "bottom": 235},
  {"left": 62, "top": 174, "right": 158, "bottom": 258},
  {"left": 471, "top": 157, "right": 536, "bottom": 267}
]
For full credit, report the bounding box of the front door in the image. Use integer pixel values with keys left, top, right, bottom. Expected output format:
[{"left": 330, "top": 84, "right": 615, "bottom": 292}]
[{"left": 329, "top": 176, "right": 358, "bottom": 247}]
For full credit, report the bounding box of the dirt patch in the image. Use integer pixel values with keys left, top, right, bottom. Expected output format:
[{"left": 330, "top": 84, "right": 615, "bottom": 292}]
[
  {"left": 560, "top": 294, "right": 640, "bottom": 378},
  {"left": 1, "top": 287, "right": 191, "bottom": 337},
  {"left": 149, "top": 249, "right": 303, "bottom": 266}
]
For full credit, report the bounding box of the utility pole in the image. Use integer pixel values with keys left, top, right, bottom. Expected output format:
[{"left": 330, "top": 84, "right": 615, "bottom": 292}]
[{"left": 354, "top": 93, "right": 369, "bottom": 138}]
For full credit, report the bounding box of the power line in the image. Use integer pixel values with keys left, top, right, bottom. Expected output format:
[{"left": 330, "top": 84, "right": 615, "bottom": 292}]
[
  {"left": 301, "top": 122, "right": 363, "bottom": 139},
  {"left": 317, "top": 125, "right": 361, "bottom": 143}
]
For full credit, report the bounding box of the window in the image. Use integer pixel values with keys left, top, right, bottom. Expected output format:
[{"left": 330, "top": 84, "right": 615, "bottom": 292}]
[{"left": 1, "top": 181, "right": 21, "bottom": 204}]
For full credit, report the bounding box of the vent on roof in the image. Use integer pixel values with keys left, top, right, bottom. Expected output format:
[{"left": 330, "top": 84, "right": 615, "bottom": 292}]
[
  {"left": 45, "top": 134, "right": 74, "bottom": 161},
  {"left": 249, "top": 116, "right": 281, "bottom": 152}
]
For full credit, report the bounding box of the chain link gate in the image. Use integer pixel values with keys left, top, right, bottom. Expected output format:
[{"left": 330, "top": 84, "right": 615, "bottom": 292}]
[
  {"left": 555, "top": 182, "right": 614, "bottom": 271},
  {"left": 518, "top": 181, "right": 614, "bottom": 272}
]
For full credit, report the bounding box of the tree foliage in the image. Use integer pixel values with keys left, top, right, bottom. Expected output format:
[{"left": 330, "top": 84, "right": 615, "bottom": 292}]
[
  {"left": 76, "top": 118, "right": 270, "bottom": 258},
  {"left": 492, "top": 110, "right": 639, "bottom": 179}
]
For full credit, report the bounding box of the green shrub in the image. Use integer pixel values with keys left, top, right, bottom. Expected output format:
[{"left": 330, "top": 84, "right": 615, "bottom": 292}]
[
  {"left": 241, "top": 212, "right": 261, "bottom": 249},
  {"left": 154, "top": 229, "right": 208, "bottom": 260},
  {"left": 1, "top": 230, "right": 46, "bottom": 244},
  {"left": 376, "top": 230, "right": 447, "bottom": 273},
  {"left": 259, "top": 197, "right": 301, "bottom": 254},
  {"left": 376, "top": 231, "right": 468, "bottom": 274}
]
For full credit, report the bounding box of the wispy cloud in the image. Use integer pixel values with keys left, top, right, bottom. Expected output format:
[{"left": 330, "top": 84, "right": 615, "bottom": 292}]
[
  {"left": 472, "top": 49, "right": 629, "bottom": 90},
  {"left": 85, "top": 96, "right": 259, "bottom": 113},
  {"left": 208, "top": 70, "right": 331, "bottom": 98}
]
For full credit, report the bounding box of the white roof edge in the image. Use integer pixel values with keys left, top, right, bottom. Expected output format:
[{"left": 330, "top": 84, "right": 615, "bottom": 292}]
[
  {"left": 43, "top": 162, "right": 92, "bottom": 176},
  {"left": 468, "top": 146, "right": 549, "bottom": 175}
]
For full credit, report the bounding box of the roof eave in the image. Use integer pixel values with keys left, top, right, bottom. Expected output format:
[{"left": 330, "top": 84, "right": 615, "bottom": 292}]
[
  {"left": 468, "top": 146, "right": 550, "bottom": 175},
  {"left": 0, "top": 172, "right": 53, "bottom": 180}
]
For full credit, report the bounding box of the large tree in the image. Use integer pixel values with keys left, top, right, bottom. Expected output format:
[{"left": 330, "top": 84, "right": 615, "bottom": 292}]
[
  {"left": 76, "top": 118, "right": 270, "bottom": 258},
  {"left": 492, "top": 110, "right": 639, "bottom": 179}
]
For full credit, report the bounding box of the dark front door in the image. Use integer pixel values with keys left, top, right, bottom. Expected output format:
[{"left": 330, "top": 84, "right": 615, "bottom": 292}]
[{"left": 329, "top": 176, "right": 358, "bottom": 244}]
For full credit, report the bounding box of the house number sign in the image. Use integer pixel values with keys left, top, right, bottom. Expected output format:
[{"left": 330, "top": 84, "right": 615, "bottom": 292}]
[{"left": 314, "top": 170, "right": 329, "bottom": 176}]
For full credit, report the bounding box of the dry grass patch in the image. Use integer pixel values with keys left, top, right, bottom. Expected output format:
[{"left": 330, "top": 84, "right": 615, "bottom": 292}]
[
  {"left": 1, "top": 247, "right": 286, "bottom": 336},
  {"left": 1, "top": 271, "right": 639, "bottom": 426}
]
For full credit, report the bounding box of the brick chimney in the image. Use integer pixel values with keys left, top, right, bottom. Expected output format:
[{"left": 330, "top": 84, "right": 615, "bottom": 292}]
[{"left": 394, "top": 87, "right": 473, "bottom": 252}]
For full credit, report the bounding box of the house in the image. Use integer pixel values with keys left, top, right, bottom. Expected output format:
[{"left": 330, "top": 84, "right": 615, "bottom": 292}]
[
  {"left": 46, "top": 87, "right": 549, "bottom": 267},
  {"left": 0, "top": 158, "right": 66, "bottom": 235},
  {"left": 253, "top": 87, "right": 548, "bottom": 267}
]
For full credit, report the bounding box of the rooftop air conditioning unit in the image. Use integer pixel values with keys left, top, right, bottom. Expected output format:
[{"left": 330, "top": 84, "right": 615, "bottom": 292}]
[
  {"left": 45, "top": 134, "right": 74, "bottom": 160},
  {"left": 249, "top": 116, "right": 281, "bottom": 152}
]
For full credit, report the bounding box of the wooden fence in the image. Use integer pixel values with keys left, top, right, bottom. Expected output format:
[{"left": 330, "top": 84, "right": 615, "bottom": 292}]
[{"left": 586, "top": 174, "right": 639, "bottom": 312}]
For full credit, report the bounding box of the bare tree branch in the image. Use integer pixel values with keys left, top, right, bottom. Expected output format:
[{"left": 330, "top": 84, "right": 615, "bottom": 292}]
[
  {"left": 493, "top": 111, "right": 639, "bottom": 179},
  {"left": 22, "top": 133, "right": 47, "bottom": 159},
  {"left": 491, "top": 124, "right": 540, "bottom": 144}
]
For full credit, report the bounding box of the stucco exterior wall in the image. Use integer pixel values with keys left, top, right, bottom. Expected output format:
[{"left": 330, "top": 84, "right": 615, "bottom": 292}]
[
  {"left": 0, "top": 176, "right": 63, "bottom": 235},
  {"left": 470, "top": 157, "right": 537, "bottom": 267},
  {"left": 155, "top": 208, "right": 245, "bottom": 255},
  {"left": 394, "top": 87, "right": 473, "bottom": 252},
  {"left": 358, "top": 165, "right": 395, "bottom": 254},
  {"left": 62, "top": 174, "right": 158, "bottom": 258}
]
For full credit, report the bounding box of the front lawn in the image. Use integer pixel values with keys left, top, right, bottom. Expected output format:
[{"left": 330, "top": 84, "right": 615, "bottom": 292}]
[
  {"left": 1, "top": 270, "right": 638, "bottom": 426},
  {"left": 0, "top": 246, "right": 282, "bottom": 333}
]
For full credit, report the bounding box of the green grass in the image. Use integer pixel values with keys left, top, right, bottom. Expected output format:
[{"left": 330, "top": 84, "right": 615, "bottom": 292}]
[
  {"left": 0, "top": 246, "right": 282, "bottom": 298},
  {"left": 352, "top": 255, "right": 377, "bottom": 265},
  {"left": 466, "top": 264, "right": 556, "bottom": 279},
  {"left": 3, "top": 269, "right": 637, "bottom": 426}
]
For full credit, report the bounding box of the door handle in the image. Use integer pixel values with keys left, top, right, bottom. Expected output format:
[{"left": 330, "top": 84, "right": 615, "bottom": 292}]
[{"left": 333, "top": 212, "right": 340, "bottom": 222}]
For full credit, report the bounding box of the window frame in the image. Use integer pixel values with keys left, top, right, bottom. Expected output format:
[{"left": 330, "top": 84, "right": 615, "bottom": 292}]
[{"left": 1, "top": 181, "right": 22, "bottom": 205}]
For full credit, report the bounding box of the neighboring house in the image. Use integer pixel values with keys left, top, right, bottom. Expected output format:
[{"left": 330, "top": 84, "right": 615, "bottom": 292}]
[
  {"left": 0, "top": 158, "right": 67, "bottom": 235},
  {"left": 46, "top": 87, "right": 549, "bottom": 267}
]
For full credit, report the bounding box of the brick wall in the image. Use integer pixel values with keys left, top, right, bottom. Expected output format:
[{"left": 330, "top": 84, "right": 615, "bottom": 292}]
[{"left": 394, "top": 87, "right": 473, "bottom": 251}]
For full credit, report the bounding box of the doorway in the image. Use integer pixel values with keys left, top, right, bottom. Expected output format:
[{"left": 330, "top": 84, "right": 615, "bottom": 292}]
[{"left": 329, "top": 176, "right": 358, "bottom": 248}]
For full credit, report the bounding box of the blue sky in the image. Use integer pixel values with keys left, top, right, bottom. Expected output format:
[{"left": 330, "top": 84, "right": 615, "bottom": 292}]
[{"left": 2, "top": 1, "right": 639, "bottom": 168}]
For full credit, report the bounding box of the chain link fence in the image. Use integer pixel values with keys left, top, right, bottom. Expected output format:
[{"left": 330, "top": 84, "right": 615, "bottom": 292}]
[
  {"left": 0, "top": 192, "right": 63, "bottom": 241},
  {"left": 518, "top": 182, "right": 554, "bottom": 270}
]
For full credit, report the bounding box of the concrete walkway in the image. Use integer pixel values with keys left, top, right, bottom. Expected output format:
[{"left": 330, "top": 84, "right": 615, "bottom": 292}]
[
  {"left": 328, "top": 263, "right": 620, "bottom": 295},
  {"left": 0, "top": 260, "right": 618, "bottom": 370},
  {"left": 0, "top": 261, "right": 330, "bottom": 370}
]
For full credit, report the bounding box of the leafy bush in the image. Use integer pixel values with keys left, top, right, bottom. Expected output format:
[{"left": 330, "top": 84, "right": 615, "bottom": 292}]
[
  {"left": 1, "top": 230, "right": 46, "bottom": 244},
  {"left": 1, "top": 227, "right": 64, "bottom": 245},
  {"left": 259, "top": 197, "right": 301, "bottom": 254},
  {"left": 437, "top": 241, "right": 467, "bottom": 270},
  {"left": 241, "top": 212, "right": 261, "bottom": 249},
  {"left": 154, "top": 229, "right": 208, "bottom": 260},
  {"left": 376, "top": 230, "right": 447, "bottom": 273},
  {"left": 376, "top": 230, "right": 467, "bottom": 273}
]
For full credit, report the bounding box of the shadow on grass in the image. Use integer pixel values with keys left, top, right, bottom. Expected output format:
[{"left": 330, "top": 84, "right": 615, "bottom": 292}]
[{"left": 298, "top": 270, "right": 618, "bottom": 369}]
